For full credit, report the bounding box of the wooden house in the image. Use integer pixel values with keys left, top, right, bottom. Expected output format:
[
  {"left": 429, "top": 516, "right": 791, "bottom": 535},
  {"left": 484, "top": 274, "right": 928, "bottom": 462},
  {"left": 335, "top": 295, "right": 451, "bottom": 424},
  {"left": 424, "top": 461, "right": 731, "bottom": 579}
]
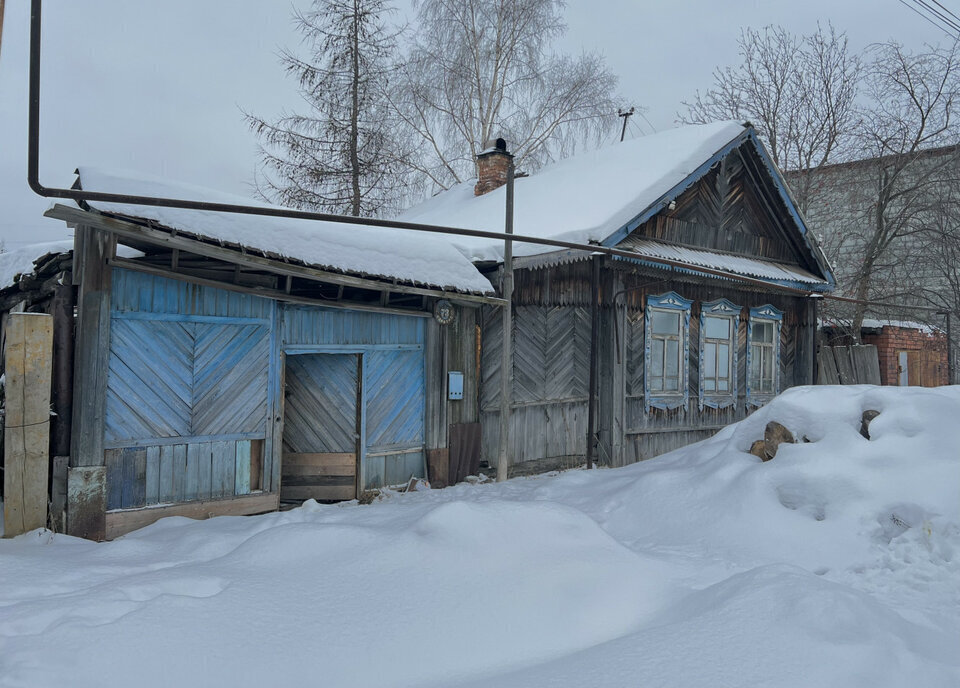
[
  {"left": 3, "top": 169, "right": 497, "bottom": 539},
  {"left": 402, "top": 122, "right": 836, "bottom": 473}
]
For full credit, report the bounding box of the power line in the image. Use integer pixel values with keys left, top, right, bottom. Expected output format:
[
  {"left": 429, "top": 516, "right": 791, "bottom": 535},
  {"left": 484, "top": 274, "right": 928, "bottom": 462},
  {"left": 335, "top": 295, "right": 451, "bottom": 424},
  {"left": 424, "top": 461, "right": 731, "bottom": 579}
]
[
  {"left": 898, "top": 0, "right": 960, "bottom": 37},
  {"left": 929, "top": 0, "right": 960, "bottom": 24},
  {"left": 915, "top": 0, "right": 960, "bottom": 33}
]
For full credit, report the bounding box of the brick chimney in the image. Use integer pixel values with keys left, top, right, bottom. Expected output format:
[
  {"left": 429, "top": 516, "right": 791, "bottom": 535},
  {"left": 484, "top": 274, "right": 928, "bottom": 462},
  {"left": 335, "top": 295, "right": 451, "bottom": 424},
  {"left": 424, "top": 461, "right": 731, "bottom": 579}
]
[{"left": 474, "top": 138, "right": 513, "bottom": 196}]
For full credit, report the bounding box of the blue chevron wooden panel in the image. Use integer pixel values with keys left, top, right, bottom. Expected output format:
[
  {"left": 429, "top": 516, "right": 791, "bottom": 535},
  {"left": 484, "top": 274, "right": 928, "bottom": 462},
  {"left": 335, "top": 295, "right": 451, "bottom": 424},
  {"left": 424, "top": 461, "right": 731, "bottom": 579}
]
[
  {"left": 192, "top": 323, "right": 270, "bottom": 436},
  {"left": 283, "top": 354, "right": 359, "bottom": 454},
  {"left": 364, "top": 350, "right": 425, "bottom": 450},
  {"left": 105, "top": 318, "right": 194, "bottom": 442}
]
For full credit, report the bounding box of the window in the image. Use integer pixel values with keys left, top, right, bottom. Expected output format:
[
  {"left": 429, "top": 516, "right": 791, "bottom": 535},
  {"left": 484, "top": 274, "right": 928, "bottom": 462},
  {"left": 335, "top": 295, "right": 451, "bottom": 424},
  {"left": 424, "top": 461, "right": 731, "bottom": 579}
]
[
  {"left": 645, "top": 292, "right": 692, "bottom": 410},
  {"left": 650, "top": 309, "right": 682, "bottom": 392},
  {"left": 699, "top": 299, "right": 739, "bottom": 409},
  {"left": 747, "top": 305, "right": 782, "bottom": 404}
]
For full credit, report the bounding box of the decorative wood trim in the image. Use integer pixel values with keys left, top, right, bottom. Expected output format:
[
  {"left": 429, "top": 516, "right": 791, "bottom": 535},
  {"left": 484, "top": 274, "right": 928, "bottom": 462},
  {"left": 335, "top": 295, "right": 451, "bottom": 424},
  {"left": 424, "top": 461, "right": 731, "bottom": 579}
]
[{"left": 104, "top": 492, "right": 280, "bottom": 540}]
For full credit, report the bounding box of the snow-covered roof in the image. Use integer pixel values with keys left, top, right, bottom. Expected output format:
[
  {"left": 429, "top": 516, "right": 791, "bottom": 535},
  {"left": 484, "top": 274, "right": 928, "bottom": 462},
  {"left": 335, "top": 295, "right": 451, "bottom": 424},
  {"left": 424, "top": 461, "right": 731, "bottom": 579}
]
[
  {"left": 400, "top": 121, "right": 749, "bottom": 261},
  {"left": 0, "top": 240, "right": 74, "bottom": 291},
  {"left": 823, "top": 318, "right": 942, "bottom": 334},
  {"left": 0, "top": 240, "right": 143, "bottom": 292},
  {"left": 71, "top": 168, "right": 494, "bottom": 295},
  {"left": 621, "top": 239, "right": 827, "bottom": 285}
]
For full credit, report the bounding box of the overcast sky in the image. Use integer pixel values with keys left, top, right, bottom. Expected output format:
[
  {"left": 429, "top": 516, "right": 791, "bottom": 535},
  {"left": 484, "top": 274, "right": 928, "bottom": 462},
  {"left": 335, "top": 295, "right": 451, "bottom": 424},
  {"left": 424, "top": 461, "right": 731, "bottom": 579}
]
[{"left": 0, "top": 0, "right": 949, "bottom": 247}]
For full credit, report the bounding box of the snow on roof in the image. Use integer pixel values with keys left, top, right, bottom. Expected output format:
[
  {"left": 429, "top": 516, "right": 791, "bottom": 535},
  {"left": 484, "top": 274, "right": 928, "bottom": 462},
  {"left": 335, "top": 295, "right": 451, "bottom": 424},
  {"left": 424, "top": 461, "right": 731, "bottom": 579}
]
[
  {"left": 859, "top": 318, "right": 940, "bottom": 333},
  {"left": 399, "top": 121, "right": 748, "bottom": 261},
  {"left": 623, "top": 239, "right": 828, "bottom": 286},
  {"left": 0, "top": 240, "right": 143, "bottom": 292},
  {"left": 0, "top": 240, "right": 74, "bottom": 291},
  {"left": 73, "top": 168, "right": 494, "bottom": 295},
  {"left": 820, "top": 318, "right": 943, "bottom": 334}
]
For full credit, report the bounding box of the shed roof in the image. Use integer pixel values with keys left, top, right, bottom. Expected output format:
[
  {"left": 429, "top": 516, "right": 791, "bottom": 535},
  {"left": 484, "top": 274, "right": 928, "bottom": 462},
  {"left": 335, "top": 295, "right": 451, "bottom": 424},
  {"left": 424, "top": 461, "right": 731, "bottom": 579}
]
[
  {"left": 400, "top": 121, "right": 834, "bottom": 290},
  {"left": 70, "top": 168, "right": 495, "bottom": 295}
]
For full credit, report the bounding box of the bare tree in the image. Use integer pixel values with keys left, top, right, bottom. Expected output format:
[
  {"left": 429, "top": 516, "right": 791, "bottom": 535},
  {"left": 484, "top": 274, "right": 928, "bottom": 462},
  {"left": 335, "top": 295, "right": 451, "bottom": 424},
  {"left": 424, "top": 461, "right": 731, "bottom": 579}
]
[
  {"left": 681, "top": 24, "right": 861, "bottom": 211},
  {"left": 844, "top": 42, "right": 960, "bottom": 334},
  {"left": 391, "top": 0, "right": 621, "bottom": 191},
  {"left": 245, "top": 0, "right": 408, "bottom": 216}
]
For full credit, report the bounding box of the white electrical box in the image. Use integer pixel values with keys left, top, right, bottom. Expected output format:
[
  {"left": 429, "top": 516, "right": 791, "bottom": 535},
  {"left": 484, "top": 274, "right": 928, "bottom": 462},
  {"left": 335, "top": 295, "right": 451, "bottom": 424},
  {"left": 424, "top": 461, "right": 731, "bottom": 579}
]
[{"left": 448, "top": 371, "right": 464, "bottom": 400}]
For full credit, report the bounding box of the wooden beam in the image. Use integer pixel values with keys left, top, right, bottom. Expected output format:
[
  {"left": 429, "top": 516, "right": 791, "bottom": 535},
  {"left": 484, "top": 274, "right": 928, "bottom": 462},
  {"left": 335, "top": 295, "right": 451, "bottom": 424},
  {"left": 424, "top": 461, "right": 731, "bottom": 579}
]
[
  {"left": 67, "top": 226, "right": 112, "bottom": 539},
  {"left": 49, "top": 283, "right": 74, "bottom": 458},
  {"left": 104, "top": 493, "right": 280, "bottom": 540},
  {"left": 2, "top": 312, "right": 54, "bottom": 536},
  {"left": 45, "top": 205, "right": 505, "bottom": 307},
  {"left": 67, "top": 466, "right": 106, "bottom": 540},
  {"left": 108, "top": 256, "right": 433, "bottom": 318}
]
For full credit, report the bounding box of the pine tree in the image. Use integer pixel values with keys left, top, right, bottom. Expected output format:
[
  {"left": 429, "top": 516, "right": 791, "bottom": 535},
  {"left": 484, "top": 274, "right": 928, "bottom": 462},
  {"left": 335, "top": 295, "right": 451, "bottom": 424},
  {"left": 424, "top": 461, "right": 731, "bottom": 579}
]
[{"left": 246, "top": 0, "right": 406, "bottom": 216}]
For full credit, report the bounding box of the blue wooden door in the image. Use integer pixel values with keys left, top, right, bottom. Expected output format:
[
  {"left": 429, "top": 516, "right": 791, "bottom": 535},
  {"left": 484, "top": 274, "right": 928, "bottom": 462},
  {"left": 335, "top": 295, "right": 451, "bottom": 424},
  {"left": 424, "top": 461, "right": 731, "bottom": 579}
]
[
  {"left": 281, "top": 354, "right": 359, "bottom": 500},
  {"left": 362, "top": 350, "right": 426, "bottom": 490}
]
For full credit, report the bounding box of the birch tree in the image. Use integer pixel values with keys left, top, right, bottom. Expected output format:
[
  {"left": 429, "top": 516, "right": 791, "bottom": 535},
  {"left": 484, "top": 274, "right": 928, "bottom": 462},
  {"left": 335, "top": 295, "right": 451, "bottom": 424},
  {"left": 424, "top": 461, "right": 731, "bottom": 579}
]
[
  {"left": 246, "top": 0, "right": 408, "bottom": 216},
  {"left": 846, "top": 42, "right": 960, "bottom": 334},
  {"left": 681, "top": 24, "right": 860, "bottom": 211},
  {"left": 392, "top": 0, "right": 621, "bottom": 191}
]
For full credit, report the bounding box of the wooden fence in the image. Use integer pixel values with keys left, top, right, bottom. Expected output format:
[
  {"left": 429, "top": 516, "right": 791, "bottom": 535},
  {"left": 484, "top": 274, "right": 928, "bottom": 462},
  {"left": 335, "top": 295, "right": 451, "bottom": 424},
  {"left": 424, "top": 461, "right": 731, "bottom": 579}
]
[{"left": 817, "top": 345, "right": 881, "bottom": 385}]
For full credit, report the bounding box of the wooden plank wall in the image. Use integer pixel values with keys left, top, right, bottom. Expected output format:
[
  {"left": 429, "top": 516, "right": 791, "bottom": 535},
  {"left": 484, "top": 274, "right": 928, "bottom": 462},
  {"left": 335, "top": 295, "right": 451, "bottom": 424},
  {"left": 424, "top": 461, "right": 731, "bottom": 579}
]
[
  {"left": 480, "top": 260, "right": 817, "bottom": 471},
  {"left": 480, "top": 300, "right": 591, "bottom": 470},
  {"left": 102, "top": 268, "right": 277, "bottom": 511},
  {"left": 816, "top": 345, "right": 881, "bottom": 385}
]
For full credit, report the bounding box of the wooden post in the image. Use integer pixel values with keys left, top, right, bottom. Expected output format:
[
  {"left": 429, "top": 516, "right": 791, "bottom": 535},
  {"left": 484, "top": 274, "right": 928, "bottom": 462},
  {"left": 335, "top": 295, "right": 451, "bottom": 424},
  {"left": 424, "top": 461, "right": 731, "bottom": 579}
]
[
  {"left": 67, "top": 226, "right": 113, "bottom": 540},
  {"left": 497, "top": 154, "right": 515, "bottom": 482},
  {"left": 586, "top": 255, "right": 600, "bottom": 469},
  {"left": 3, "top": 312, "right": 54, "bottom": 536},
  {"left": 49, "top": 283, "right": 73, "bottom": 456}
]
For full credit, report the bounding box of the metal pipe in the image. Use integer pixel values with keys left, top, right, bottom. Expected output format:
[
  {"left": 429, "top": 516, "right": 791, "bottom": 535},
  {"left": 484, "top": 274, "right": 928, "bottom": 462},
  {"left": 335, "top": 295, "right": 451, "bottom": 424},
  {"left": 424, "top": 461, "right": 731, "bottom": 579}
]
[{"left": 497, "top": 154, "right": 515, "bottom": 482}]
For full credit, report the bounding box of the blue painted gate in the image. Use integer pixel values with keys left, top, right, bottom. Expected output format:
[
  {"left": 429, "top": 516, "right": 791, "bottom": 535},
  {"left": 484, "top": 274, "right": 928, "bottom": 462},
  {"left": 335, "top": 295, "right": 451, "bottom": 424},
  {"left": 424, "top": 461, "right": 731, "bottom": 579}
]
[{"left": 362, "top": 350, "right": 426, "bottom": 490}]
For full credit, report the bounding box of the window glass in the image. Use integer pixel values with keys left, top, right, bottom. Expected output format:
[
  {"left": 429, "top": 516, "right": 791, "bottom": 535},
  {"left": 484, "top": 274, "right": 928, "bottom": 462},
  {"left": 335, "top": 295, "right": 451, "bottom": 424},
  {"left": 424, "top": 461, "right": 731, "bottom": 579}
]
[
  {"left": 718, "top": 378, "right": 729, "bottom": 392},
  {"left": 703, "top": 342, "right": 716, "bottom": 377},
  {"left": 704, "top": 378, "right": 716, "bottom": 392},
  {"left": 749, "top": 347, "right": 762, "bottom": 383},
  {"left": 704, "top": 315, "right": 729, "bottom": 339},
  {"left": 761, "top": 350, "right": 773, "bottom": 393},
  {"left": 652, "top": 310, "right": 680, "bottom": 335},
  {"left": 752, "top": 321, "right": 773, "bottom": 343},
  {"left": 651, "top": 339, "right": 664, "bottom": 377},
  {"left": 718, "top": 343, "right": 729, "bottom": 377},
  {"left": 665, "top": 340, "right": 679, "bottom": 377}
]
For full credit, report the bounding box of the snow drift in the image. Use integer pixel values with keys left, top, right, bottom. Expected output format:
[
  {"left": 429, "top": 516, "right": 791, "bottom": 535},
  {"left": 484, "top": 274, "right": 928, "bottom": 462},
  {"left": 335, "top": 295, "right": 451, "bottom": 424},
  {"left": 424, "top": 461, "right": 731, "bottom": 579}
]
[{"left": 1, "top": 385, "right": 958, "bottom": 687}]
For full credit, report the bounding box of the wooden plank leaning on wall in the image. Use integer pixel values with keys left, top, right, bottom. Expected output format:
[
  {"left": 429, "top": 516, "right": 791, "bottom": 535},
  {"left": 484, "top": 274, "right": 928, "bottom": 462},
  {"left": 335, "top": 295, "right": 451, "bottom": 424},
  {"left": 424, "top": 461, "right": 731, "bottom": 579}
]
[{"left": 2, "top": 312, "right": 53, "bottom": 536}]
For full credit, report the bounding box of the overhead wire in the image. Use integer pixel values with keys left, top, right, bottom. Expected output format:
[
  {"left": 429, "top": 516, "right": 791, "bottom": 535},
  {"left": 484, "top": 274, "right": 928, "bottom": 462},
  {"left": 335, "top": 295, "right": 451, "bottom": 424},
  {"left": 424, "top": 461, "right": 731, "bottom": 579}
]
[
  {"left": 898, "top": 0, "right": 960, "bottom": 37},
  {"left": 915, "top": 0, "right": 960, "bottom": 33}
]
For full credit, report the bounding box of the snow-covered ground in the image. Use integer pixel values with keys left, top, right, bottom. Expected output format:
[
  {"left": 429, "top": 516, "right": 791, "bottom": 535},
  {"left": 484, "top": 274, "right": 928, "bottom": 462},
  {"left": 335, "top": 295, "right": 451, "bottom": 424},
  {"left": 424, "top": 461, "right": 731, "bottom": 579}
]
[{"left": 2, "top": 386, "right": 958, "bottom": 687}]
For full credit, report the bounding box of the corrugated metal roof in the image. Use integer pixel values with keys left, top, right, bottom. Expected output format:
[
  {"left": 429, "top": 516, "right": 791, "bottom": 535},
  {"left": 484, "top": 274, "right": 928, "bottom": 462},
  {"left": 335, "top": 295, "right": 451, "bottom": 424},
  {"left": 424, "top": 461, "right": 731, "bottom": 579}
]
[{"left": 620, "top": 239, "right": 828, "bottom": 286}]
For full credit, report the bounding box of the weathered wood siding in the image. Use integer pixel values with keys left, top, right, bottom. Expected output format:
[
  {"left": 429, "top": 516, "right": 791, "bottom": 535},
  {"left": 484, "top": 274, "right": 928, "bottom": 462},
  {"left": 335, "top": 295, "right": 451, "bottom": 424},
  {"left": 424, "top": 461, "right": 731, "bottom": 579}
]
[
  {"left": 480, "top": 260, "right": 818, "bottom": 472},
  {"left": 105, "top": 269, "right": 280, "bottom": 508},
  {"left": 103, "top": 267, "right": 438, "bottom": 508},
  {"left": 480, "top": 298, "right": 592, "bottom": 472},
  {"left": 280, "top": 302, "right": 428, "bottom": 491}
]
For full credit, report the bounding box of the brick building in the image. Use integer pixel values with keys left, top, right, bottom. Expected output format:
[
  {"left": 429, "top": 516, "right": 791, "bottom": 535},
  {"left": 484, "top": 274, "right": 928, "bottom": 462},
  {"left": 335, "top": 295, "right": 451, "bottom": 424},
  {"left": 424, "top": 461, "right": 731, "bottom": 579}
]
[{"left": 823, "top": 320, "right": 949, "bottom": 387}]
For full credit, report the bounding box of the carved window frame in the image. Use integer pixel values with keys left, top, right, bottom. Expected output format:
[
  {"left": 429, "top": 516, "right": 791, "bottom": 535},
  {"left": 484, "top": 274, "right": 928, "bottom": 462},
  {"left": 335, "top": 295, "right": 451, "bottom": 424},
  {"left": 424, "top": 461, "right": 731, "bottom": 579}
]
[
  {"left": 746, "top": 304, "right": 782, "bottom": 407},
  {"left": 699, "top": 299, "right": 740, "bottom": 410},
  {"left": 644, "top": 292, "right": 692, "bottom": 412}
]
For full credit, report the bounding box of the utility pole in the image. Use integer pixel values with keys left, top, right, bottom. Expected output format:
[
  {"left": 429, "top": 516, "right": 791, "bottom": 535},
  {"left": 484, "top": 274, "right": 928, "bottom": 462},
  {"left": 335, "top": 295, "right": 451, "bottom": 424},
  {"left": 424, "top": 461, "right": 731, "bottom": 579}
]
[
  {"left": 497, "top": 147, "right": 515, "bottom": 482},
  {"left": 618, "top": 107, "right": 635, "bottom": 142},
  {"left": 0, "top": 0, "right": 7, "bottom": 59}
]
